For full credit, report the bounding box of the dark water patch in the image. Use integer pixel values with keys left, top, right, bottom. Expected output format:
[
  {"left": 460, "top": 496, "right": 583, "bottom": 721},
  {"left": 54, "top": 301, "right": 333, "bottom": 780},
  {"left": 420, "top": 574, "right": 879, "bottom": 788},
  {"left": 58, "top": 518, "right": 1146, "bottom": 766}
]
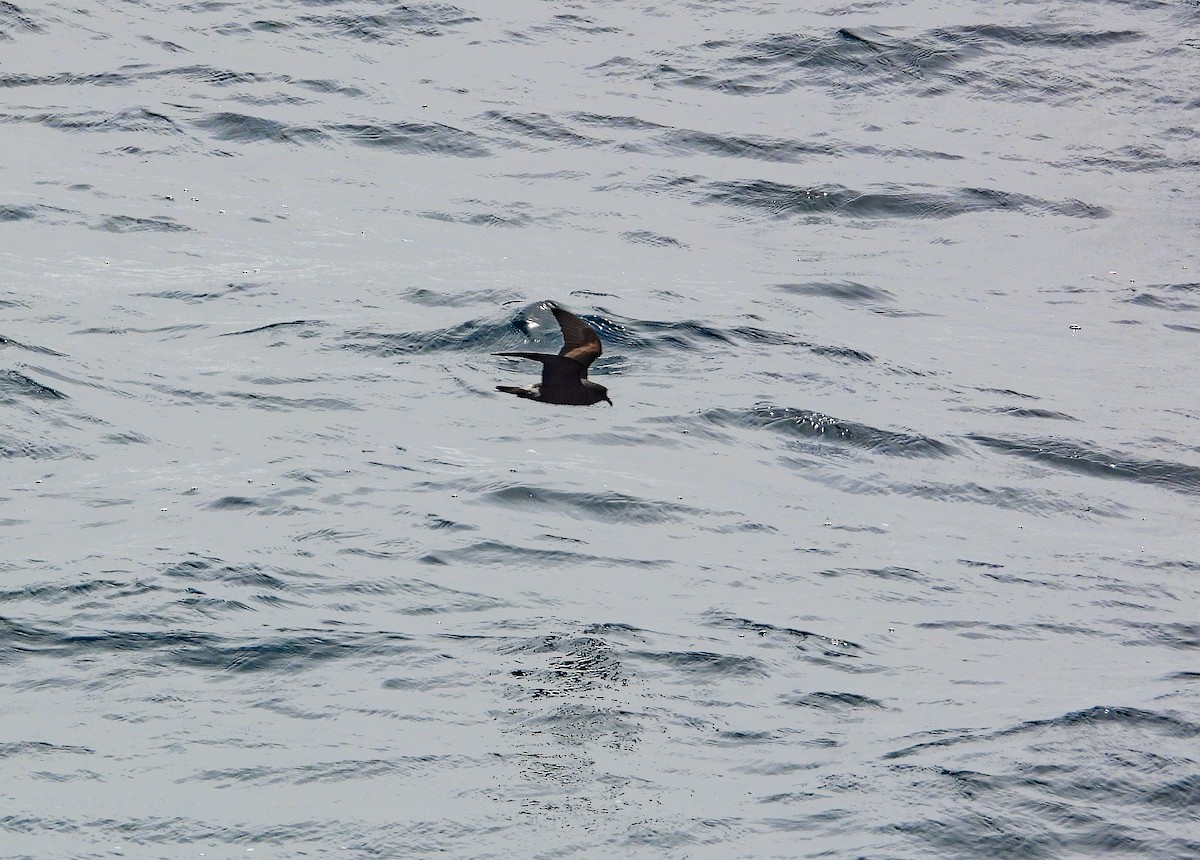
[
  {"left": 1127, "top": 557, "right": 1200, "bottom": 574},
  {"left": 813, "top": 343, "right": 875, "bottom": 362},
  {"left": 0, "top": 370, "right": 67, "bottom": 402},
  {"left": 890, "top": 706, "right": 1200, "bottom": 762},
  {"left": 0, "top": 812, "right": 338, "bottom": 845},
  {"left": 991, "top": 406, "right": 1080, "bottom": 421},
  {"left": 0, "top": 204, "right": 35, "bottom": 222},
  {"left": 1126, "top": 282, "right": 1200, "bottom": 312},
  {"left": 599, "top": 314, "right": 825, "bottom": 355},
  {"left": 313, "top": 576, "right": 505, "bottom": 615},
  {"left": 206, "top": 495, "right": 283, "bottom": 512},
  {"left": 0, "top": 741, "right": 93, "bottom": 757},
  {"left": 708, "top": 615, "right": 864, "bottom": 657},
  {"left": 138, "top": 288, "right": 228, "bottom": 303},
  {"left": 632, "top": 126, "right": 963, "bottom": 165},
  {"left": 294, "top": 77, "right": 366, "bottom": 98},
  {"left": 518, "top": 703, "right": 638, "bottom": 744},
  {"left": 703, "top": 404, "right": 956, "bottom": 457},
  {"left": 478, "top": 110, "right": 601, "bottom": 147},
  {"left": 141, "top": 35, "right": 188, "bottom": 53},
  {"left": 998, "top": 705, "right": 1200, "bottom": 742},
  {"left": 707, "top": 519, "right": 778, "bottom": 534},
  {"left": 958, "top": 558, "right": 1005, "bottom": 569},
  {"left": 162, "top": 557, "right": 306, "bottom": 591},
  {"left": 418, "top": 540, "right": 668, "bottom": 569},
  {"left": 0, "top": 70, "right": 132, "bottom": 89},
  {"left": 1068, "top": 143, "right": 1200, "bottom": 173},
  {"left": 816, "top": 566, "right": 926, "bottom": 582},
  {"left": 177, "top": 65, "right": 269, "bottom": 87},
  {"left": 414, "top": 204, "right": 540, "bottom": 228},
  {"left": 631, "top": 127, "right": 836, "bottom": 161},
  {"left": 774, "top": 280, "right": 894, "bottom": 305},
  {"left": 622, "top": 229, "right": 686, "bottom": 248},
  {"left": 222, "top": 319, "right": 323, "bottom": 336},
  {"left": 1165, "top": 323, "right": 1200, "bottom": 335},
  {"left": 979, "top": 387, "right": 1040, "bottom": 400},
  {"left": 0, "top": 1, "right": 43, "bottom": 37},
  {"left": 179, "top": 595, "right": 255, "bottom": 615},
  {"left": 193, "top": 111, "right": 327, "bottom": 145},
  {"left": 341, "top": 317, "right": 506, "bottom": 356},
  {"left": 480, "top": 484, "right": 727, "bottom": 525},
  {"left": 190, "top": 755, "right": 456, "bottom": 786},
  {"left": 571, "top": 111, "right": 666, "bottom": 132},
  {"left": 0, "top": 433, "right": 80, "bottom": 460},
  {"left": 504, "top": 633, "right": 623, "bottom": 693},
  {"left": 331, "top": 121, "right": 489, "bottom": 156},
  {"left": 171, "top": 633, "right": 364, "bottom": 673},
  {"left": 0, "top": 202, "right": 77, "bottom": 224},
  {"left": 782, "top": 691, "right": 885, "bottom": 710},
  {"left": 789, "top": 468, "right": 1118, "bottom": 516},
  {"left": 297, "top": 4, "right": 480, "bottom": 44},
  {"left": 1120, "top": 621, "right": 1200, "bottom": 650},
  {"left": 400, "top": 287, "right": 515, "bottom": 307},
  {"left": 522, "top": 12, "right": 623, "bottom": 38},
  {"left": 946, "top": 24, "right": 1142, "bottom": 50},
  {"left": 664, "top": 176, "right": 1110, "bottom": 221},
  {"left": 35, "top": 106, "right": 181, "bottom": 135},
  {"left": 92, "top": 214, "right": 191, "bottom": 233},
  {"left": 0, "top": 577, "right": 158, "bottom": 605},
  {"left": 105, "top": 431, "right": 151, "bottom": 445},
  {"left": 629, "top": 648, "right": 767, "bottom": 678},
  {"left": 968, "top": 434, "right": 1200, "bottom": 495},
  {"left": 634, "top": 25, "right": 1145, "bottom": 103},
  {"left": 221, "top": 390, "right": 356, "bottom": 411},
  {"left": 139, "top": 281, "right": 268, "bottom": 304}
]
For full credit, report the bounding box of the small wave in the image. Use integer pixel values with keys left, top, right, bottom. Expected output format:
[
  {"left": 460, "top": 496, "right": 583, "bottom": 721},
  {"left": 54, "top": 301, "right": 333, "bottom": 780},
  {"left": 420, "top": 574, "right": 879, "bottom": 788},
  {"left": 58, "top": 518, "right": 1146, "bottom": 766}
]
[
  {"left": 774, "top": 280, "right": 895, "bottom": 305},
  {"left": 478, "top": 110, "right": 601, "bottom": 147},
  {"left": 708, "top": 614, "right": 864, "bottom": 657},
  {"left": 703, "top": 404, "right": 956, "bottom": 457},
  {"left": 968, "top": 434, "right": 1200, "bottom": 495},
  {"left": 92, "top": 214, "right": 191, "bottom": 233},
  {"left": 296, "top": 5, "right": 480, "bottom": 44},
  {"left": 331, "top": 121, "right": 489, "bottom": 156},
  {"left": 399, "top": 288, "right": 516, "bottom": 307},
  {"left": 1126, "top": 282, "right": 1200, "bottom": 312},
  {"left": 480, "top": 484, "right": 731, "bottom": 525},
  {"left": 782, "top": 691, "right": 886, "bottom": 710},
  {"left": 418, "top": 540, "right": 668, "bottom": 569},
  {"left": 221, "top": 319, "right": 324, "bottom": 336},
  {"left": 193, "top": 111, "right": 327, "bottom": 145},
  {"left": 0, "top": 370, "right": 67, "bottom": 401},
  {"left": 621, "top": 229, "right": 686, "bottom": 248},
  {"left": 658, "top": 176, "right": 1109, "bottom": 220},
  {"left": 341, "top": 317, "right": 509, "bottom": 356},
  {"left": 629, "top": 648, "right": 768, "bottom": 678}
]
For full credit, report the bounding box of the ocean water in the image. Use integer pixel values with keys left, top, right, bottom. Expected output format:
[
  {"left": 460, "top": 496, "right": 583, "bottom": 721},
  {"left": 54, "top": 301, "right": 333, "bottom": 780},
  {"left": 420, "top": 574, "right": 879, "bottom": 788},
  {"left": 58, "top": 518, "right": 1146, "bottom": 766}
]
[{"left": 2, "top": 0, "right": 1199, "bottom": 857}]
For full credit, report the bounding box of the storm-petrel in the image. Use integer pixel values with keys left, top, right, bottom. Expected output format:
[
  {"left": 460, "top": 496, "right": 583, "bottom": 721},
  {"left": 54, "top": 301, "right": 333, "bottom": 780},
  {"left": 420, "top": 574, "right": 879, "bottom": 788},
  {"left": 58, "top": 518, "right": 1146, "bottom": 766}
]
[{"left": 495, "top": 306, "right": 612, "bottom": 406}]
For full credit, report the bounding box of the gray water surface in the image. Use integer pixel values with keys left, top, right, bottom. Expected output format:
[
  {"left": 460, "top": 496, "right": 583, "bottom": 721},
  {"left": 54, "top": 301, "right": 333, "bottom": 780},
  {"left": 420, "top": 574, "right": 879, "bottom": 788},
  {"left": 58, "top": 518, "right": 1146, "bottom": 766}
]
[{"left": 3, "top": 0, "right": 1199, "bottom": 857}]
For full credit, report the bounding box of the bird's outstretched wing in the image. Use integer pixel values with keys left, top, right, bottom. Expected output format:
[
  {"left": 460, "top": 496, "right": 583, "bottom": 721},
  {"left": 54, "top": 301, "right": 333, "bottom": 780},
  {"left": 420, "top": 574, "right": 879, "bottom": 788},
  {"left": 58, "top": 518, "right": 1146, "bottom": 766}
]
[
  {"left": 494, "top": 351, "right": 585, "bottom": 387},
  {"left": 551, "top": 307, "right": 602, "bottom": 368}
]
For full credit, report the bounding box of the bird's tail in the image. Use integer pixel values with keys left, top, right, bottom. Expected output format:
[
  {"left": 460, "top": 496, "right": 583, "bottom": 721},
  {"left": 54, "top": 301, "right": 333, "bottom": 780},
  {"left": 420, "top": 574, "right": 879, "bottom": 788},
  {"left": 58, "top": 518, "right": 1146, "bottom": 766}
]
[{"left": 496, "top": 385, "right": 536, "bottom": 399}]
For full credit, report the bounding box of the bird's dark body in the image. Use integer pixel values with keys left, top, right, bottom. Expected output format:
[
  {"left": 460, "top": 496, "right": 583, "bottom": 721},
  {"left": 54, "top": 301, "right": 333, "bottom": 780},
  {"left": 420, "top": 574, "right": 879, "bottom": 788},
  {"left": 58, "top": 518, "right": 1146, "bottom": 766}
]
[{"left": 495, "top": 306, "right": 612, "bottom": 406}]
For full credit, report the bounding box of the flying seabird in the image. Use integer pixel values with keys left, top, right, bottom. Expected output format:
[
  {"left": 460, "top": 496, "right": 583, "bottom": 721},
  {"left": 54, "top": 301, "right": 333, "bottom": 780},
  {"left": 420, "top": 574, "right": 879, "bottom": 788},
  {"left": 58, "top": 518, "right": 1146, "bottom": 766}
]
[{"left": 495, "top": 305, "right": 612, "bottom": 406}]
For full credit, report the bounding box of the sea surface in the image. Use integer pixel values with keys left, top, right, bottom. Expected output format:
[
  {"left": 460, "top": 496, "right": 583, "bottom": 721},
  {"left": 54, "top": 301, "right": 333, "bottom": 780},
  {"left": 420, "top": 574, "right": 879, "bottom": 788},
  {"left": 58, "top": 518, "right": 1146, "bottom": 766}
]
[{"left": 2, "top": 0, "right": 1199, "bottom": 857}]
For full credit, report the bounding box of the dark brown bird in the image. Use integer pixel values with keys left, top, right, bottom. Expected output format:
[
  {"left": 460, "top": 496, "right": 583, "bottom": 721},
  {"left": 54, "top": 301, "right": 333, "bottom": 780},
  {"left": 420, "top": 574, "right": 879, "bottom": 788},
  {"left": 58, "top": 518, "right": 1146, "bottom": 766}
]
[{"left": 495, "top": 306, "right": 612, "bottom": 406}]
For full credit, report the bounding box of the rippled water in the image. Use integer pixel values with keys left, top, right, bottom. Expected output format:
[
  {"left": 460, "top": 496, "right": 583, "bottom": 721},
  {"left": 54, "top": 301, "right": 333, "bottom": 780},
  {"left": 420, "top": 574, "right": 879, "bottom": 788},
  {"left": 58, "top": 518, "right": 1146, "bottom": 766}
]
[{"left": 3, "top": 0, "right": 1199, "bottom": 857}]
